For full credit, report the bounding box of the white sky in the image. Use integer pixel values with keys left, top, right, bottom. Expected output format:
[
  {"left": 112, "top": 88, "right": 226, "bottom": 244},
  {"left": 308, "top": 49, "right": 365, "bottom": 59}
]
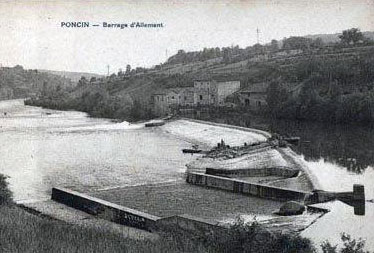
[{"left": 0, "top": 0, "right": 373, "bottom": 74}]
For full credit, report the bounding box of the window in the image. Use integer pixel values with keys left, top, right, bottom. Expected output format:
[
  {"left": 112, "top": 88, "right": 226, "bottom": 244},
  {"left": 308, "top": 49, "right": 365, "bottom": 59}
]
[
  {"left": 245, "top": 99, "right": 250, "bottom": 106},
  {"left": 184, "top": 96, "right": 187, "bottom": 101},
  {"left": 199, "top": 95, "right": 203, "bottom": 100},
  {"left": 172, "top": 96, "right": 175, "bottom": 99}
]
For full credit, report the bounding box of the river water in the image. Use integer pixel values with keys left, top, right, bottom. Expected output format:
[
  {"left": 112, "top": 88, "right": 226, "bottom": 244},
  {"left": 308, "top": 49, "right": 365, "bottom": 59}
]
[
  {"left": 191, "top": 112, "right": 374, "bottom": 251},
  {"left": 0, "top": 99, "right": 196, "bottom": 202},
  {"left": 1, "top": 100, "right": 373, "bottom": 250}
]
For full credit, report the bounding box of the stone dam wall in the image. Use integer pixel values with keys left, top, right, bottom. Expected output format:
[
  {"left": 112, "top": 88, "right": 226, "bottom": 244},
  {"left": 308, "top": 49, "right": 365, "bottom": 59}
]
[
  {"left": 51, "top": 187, "right": 333, "bottom": 234},
  {"left": 52, "top": 187, "right": 160, "bottom": 231},
  {"left": 51, "top": 187, "right": 226, "bottom": 234},
  {"left": 186, "top": 172, "right": 311, "bottom": 201},
  {"left": 206, "top": 166, "right": 299, "bottom": 178},
  {"left": 180, "top": 117, "right": 272, "bottom": 139}
]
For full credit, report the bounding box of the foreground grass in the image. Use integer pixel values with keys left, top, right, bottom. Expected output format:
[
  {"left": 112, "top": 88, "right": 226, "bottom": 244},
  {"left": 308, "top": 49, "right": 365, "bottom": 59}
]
[
  {"left": 0, "top": 205, "right": 134, "bottom": 252},
  {"left": 0, "top": 205, "right": 206, "bottom": 253},
  {"left": 0, "top": 204, "right": 313, "bottom": 253}
]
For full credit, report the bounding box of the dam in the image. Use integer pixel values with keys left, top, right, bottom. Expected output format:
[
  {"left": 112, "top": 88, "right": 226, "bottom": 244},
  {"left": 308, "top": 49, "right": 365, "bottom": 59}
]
[{"left": 1, "top": 99, "right": 373, "bottom": 250}]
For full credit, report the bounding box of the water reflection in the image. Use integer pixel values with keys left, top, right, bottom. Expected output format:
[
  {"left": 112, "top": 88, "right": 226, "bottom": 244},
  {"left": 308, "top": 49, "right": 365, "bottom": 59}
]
[
  {"left": 187, "top": 112, "right": 374, "bottom": 174},
  {"left": 353, "top": 201, "right": 365, "bottom": 216},
  {"left": 268, "top": 120, "right": 374, "bottom": 175}
]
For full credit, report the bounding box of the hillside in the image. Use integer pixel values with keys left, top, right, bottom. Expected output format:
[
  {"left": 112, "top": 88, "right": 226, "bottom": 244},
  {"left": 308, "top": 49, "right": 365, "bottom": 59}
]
[
  {"left": 38, "top": 69, "right": 104, "bottom": 83},
  {"left": 0, "top": 65, "right": 73, "bottom": 100},
  {"left": 26, "top": 29, "right": 374, "bottom": 123}
]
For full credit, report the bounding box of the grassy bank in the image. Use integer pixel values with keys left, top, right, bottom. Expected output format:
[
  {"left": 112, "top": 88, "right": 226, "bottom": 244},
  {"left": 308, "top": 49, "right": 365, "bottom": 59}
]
[
  {"left": 0, "top": 173, "right": 371, "bottom": 252},
  {"left": 0, "top": 204, "right": 314, "bottom": 253},
  {"left": 0, "top": 205, "right": 138, "bottom": 252}
]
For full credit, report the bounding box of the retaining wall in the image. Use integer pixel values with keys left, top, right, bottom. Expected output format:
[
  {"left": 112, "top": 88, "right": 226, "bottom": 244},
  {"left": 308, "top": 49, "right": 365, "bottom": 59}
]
[
  {"left": 180, "top": 118, "right": 272, "bottom": 139},
  {"left": 51, "top": 187, "right": 231, "bottom": 233},
  {"left": 51, "top": 187, "right": 160, "bottom": 231},
  {"left": 206, "top": 166, "right": 299, "bottom": 178},
  {"left": 186, "top": 172, "right": 311, "bottom": 201},
  {"left": 156, "top": 214, "right": 228, "bottom": 237}
]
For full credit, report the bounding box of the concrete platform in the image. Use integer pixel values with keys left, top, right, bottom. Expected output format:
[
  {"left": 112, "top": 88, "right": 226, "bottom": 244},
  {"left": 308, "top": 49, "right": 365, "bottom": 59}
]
[{"left": 89, "top": 181, "right": 284, "bottom": 223}]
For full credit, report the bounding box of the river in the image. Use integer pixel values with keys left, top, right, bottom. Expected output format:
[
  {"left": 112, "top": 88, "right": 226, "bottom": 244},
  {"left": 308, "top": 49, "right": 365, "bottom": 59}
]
[
  {"left": 1, "top": 100, "right": 373, "bottom": 250},
  {"left": 190, "top": 112, "right": 374, "bottom": 251},
  {"left": 189, "top": 112, "right": 374, "bottom": 199},
  {"left": 0, "top": 99, "right": 196, "bottom": 202}
]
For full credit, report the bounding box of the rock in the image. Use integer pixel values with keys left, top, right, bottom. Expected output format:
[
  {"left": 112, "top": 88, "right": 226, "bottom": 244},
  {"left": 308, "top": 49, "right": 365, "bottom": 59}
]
[{"left": 277, "top": 201, "right": 306, "bottom": 216}]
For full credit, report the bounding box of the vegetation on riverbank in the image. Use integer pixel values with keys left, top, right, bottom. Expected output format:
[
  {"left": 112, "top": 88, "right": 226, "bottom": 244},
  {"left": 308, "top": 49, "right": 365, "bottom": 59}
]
[
  {"left": 267, "top": 48, "right": 374, "bottom": 124},
  {"left": 0, "top": 65, "right": 73, "bottom": 100}
]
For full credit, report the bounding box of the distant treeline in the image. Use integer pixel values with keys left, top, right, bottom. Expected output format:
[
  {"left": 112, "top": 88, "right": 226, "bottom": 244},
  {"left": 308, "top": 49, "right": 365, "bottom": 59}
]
[
  {"left": 25, "top": 72, "right": 198, "bottom": 121},
  {"left": 165, "top": 28, "right": 374, "bottom": 66},
  {"left": 25, "top": 80, "right": 155, "bottom": 121},
  {"left": 0, "top": 65, "right": 73, "bottom": 100}
]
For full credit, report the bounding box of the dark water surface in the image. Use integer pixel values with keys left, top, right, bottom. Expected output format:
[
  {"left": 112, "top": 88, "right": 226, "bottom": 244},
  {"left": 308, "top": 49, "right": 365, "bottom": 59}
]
[{"left": 189, "top": 113, "right": 374, "bottom": 198}]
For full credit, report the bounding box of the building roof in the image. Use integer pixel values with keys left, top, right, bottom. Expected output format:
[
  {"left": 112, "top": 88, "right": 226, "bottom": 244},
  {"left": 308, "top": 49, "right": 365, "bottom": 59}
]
[
  {"left": 193, "top": 79, "right": 213, "bottom": 82},
  {"left": 167, "top": 87, "right": 193, "bottom": 93},
  {"left": 153, "top": 90, "right": 167, "bottom": 95},
  {"left": 153, "top": 87, "right": 194, "bottom": 96},
  {"left": 194, "top": 78, "right": 240, "bottom": 83},
  {"left": 240, "top": 82, "right": 269, "bottom": 93}
]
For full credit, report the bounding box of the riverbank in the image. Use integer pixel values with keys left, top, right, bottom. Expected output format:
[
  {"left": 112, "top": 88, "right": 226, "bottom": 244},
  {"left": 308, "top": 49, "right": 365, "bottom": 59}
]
[{"left": 0, "top": 203, "right": 203, "bottom": 252}]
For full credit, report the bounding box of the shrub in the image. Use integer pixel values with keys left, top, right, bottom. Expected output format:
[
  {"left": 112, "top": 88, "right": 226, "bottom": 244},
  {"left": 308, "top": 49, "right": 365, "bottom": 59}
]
[
  {"left": 0, "top": 174, "right": 13, "bottom": 205},
  {"left": 321, "top": 233, "right": 371, "bottom": 253},
  {"left": 212, "top": 217, "right": 316, "bottom": 253}
]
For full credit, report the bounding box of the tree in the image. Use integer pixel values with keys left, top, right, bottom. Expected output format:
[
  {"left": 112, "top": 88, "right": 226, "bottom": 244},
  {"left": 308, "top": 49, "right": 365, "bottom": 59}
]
[
  {"left": 253, "top": 43, "right": 264, "bottom": 54},
  {"left": 222, "top": 48, "right": 232, "bottom": 63},
  {"left": 311, "top": 38, "right": 324, "bottom": 49},
  {"left": 42, "top": 81, "right": 48, "bottom": 95},
  {"left": 283, "top": 36, "right": 312, "bottom": 51},
  {"left": 266, "top": 81, "right": 288, "bottom": 114},
  {"left": 270, "top": 39, "right": 279, "bottom": 51},
  {"left": 215, "top": 47, "right": 221, "bottom": 57},
  {"left": 90, "top": 77, "right": 97, "bottom": 83},
  {"left": 339, "top": 28, "right": 364, "bottom": 45},
  {"left": 125, "top": 64, "right": 131, "bottom": 75}
]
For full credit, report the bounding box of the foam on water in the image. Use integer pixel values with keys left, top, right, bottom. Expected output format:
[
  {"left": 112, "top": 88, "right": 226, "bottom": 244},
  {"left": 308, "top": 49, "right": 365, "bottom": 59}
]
[
  {"left": 0, "top": 100, "right": 196, "bottom": 202},
  {"left": 305, "top": 158, "right": 374, "bottom": 200}
]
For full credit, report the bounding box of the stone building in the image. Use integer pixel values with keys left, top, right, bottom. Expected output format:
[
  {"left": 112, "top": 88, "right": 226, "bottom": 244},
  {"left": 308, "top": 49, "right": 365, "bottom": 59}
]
[
  {"left": 193, "top": 80, "right": 240, "bottom": 106},
  {"left": 153, "top": 79, "right": 240, "bottom": 116},
  {"left": 153, "top": 87, "right": 194, "bottom": 116},
  {"left": 153, "top": 90, "right": 169, "bottom": 116},
  {"left": 237, "top": 82, "right": 269, "bottom": 109}
]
